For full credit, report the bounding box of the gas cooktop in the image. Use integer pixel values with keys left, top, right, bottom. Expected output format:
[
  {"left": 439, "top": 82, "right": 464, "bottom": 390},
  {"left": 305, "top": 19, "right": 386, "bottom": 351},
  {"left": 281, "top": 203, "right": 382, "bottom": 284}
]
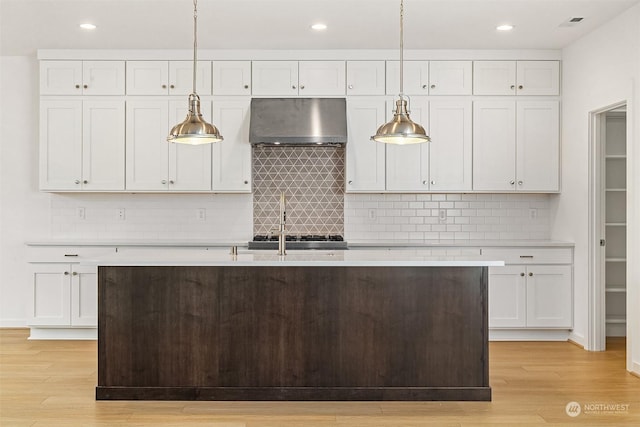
[{"left": 248, "top": 234, "right": 348, "bottom": 250}]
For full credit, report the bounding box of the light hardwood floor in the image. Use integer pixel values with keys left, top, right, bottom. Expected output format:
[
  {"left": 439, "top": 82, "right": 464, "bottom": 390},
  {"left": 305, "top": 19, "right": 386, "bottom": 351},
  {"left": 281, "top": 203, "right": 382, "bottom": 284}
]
[{"left": 1, "top": 328, "right": 638, "bottom": 426}]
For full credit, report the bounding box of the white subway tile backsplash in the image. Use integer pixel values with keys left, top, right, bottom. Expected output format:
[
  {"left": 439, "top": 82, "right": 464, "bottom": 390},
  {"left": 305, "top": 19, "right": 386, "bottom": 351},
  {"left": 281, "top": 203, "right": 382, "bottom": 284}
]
[{"left": 344, "top": 193, "right": 551, "bottom": 242}]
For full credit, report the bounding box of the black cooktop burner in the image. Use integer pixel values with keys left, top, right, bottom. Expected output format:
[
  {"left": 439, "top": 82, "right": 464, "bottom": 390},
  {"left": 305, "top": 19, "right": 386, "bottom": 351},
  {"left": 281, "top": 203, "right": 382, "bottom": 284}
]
[{"left": 249, "top": 234, "right": 347, "bottom": 250}]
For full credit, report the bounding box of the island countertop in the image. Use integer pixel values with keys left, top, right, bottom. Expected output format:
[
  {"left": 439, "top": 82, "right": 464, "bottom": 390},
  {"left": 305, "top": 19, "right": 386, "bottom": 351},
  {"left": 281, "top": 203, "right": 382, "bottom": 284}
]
[{"left": 87, "top": 248, "right": 504, "bottom": 267}]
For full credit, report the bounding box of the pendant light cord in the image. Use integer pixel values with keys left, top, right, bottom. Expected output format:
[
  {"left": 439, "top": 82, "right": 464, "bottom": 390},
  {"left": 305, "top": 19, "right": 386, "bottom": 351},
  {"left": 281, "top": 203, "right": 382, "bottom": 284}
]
[
  {"left": 192, "top": 0, "right": 198, "bottom": 95},
  {"left": 399, "top": 0, "right": 404, "bottom": 98}
]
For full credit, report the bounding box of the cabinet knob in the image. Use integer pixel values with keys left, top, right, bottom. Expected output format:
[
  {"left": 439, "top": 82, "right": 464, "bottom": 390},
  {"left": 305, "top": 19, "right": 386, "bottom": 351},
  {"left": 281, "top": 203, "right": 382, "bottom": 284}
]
[
  {"left": 509, "top": 180, "right": 515, "bottom": 185},
  {"left": 244, "top": 85, "right": 249, "bottom": 89},
  {"left": 292, "top": 85, "right": 296, "bottom": 89},
  {"left": 162, "top": 84, "right": 167, "bottom": 89},
  {"left": 422, "top": 84, "right": 428, "bottom": 89},
  {"left": 518, "top": 180, "right": 523, "bottom": 186},
  {"left": 169, "top": 180, "right": 175, "bottom": 184},
  {"left": 520, "top": 272, "right": 525, "bottom": 277},
  {"left": 529, "top": 272, "right": 533, "bottom": 277},
  {"left": 83, "top": 180, "right": 88, "bottom": 184},
  {"left": 431, "top": 180, "right": 436, "bottom": 185},
  {"left": 244, "top": 180, "right": 249, "bottom": 184},
  {"left": 83, "top": 84, "right": 88, "bottom": 89},
  {"left": 300, "top": 85, "right": 305, "bottom": 90},
  {"left": 64, "top": 271, "right": 70, "bottom": 276},
  {"left": 518, "top": 85, "right": 524, "bottom": 90},
  {"left": 75, "top": 84, "right": 80, "bottom": 89},
  {"left": 430, "top": 84, "right": 436, "bottom": 89},
  {"left": 161, "top": 180, "right": 167, "bottom": 184},
  {"left": 75, "top": 179, "right": 81, "bottom": 184},
  {"left": 72, "top": 272, "right": 78, "bottom": 276},
  {"left": 422, "top": 180, "right": 428, "bottom": 185},
  {"left": 170, "top": 84, "right": 175, "bottom": 89},
  {"left": 348, "top": 180, "right": 353, "bottom": 185},
  {"left": 510, "top": 85, "right": 515, "bottom": 90},
  {"left": 348, "top": 85, "right": 354, "bottom": 89}
]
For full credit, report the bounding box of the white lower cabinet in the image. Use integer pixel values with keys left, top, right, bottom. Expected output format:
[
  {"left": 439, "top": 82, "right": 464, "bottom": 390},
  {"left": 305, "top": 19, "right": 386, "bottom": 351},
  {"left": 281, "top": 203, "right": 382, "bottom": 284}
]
[
  {"left": 28, "top": 264, "right": 97, "bottom": 329},
  {"left": 488, "top": 248, "right": 573, "bottom": 330}
]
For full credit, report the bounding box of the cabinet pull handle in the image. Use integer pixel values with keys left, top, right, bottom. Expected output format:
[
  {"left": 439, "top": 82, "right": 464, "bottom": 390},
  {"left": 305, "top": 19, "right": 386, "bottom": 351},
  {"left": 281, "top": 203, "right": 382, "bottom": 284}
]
[
  {"left": 529, "top": 272, "right": 533, "bottom": 277},
  {"left": 520, "top": 272, "right": 525, "bottom": 277},
  {"left": 519, "top": 255, "right": 534, "bottom": 258},
  {"left": 72, "top": 272, "right": 78, "bottom": 276},
  {"left": 64, "top": 254, "right": 79, "bottom": 257}
]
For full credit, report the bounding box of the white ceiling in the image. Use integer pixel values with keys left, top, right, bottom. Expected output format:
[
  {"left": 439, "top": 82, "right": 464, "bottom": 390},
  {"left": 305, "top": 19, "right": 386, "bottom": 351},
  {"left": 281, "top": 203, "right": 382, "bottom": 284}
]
[{"left": 1, "top": 0, "right": 639, "bottom": 56}]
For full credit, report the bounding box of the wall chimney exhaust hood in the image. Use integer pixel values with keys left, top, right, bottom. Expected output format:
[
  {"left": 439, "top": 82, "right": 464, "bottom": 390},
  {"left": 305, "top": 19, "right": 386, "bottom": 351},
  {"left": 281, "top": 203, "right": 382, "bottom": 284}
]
[{"left": 249, "top": 98, "right": 347, "bottom": 145}]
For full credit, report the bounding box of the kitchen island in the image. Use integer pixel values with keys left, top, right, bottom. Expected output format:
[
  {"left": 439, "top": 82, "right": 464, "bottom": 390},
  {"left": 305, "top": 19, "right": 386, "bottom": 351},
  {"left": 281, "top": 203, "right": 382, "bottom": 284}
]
[{"left": 95, "top": 250, "right": 502, "bottom": 401}]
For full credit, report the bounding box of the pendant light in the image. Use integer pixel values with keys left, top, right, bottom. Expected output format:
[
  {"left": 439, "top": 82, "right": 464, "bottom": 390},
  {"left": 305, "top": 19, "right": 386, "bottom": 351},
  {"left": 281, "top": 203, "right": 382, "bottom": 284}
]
[
  {"left": 167, "top": 0, "right": 223, "bottom": 145},
  {"left": 371, "top": 0, "right": 430, "bottom": 145}
]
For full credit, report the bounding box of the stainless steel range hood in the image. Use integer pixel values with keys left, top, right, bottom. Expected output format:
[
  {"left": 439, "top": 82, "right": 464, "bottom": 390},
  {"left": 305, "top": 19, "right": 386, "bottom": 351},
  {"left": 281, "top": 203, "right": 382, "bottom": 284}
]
[{"left": 249, "top": 98, "right": 347, "bottom": 145}]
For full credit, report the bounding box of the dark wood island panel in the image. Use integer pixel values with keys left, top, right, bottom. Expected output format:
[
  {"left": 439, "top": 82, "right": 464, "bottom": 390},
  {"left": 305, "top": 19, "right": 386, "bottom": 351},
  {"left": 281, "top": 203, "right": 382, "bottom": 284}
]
[{"left": 96, "top": 265, "right": 490, "bottom": 401}]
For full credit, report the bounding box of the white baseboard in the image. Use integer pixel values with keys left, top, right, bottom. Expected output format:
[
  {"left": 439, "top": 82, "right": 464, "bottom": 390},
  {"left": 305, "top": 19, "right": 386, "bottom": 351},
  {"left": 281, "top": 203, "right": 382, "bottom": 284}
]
[
  {"left": 0, "top": 319, "right": 27, "bottom": 328},
  {"left": 632, "top": 361, "right": 640, "bottom": 376},
  {"left": 568, "top": 331, "right": 586, "bottom": 347},
  {"left": 489, "top": 329, "right": 571, "bottom": 341},
  {"left": 28, "top": 327, "right": 97, "bottom": 340}
]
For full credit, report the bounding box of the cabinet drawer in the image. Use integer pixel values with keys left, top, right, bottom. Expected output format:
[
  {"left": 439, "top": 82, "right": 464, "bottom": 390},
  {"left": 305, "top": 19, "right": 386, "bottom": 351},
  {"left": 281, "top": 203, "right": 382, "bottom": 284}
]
[
  {"left": 27, "top": 246, "right": 115, "bottom": 262},
  {"left": 482, "top": 247, "right": 572, "bottom": 264}
]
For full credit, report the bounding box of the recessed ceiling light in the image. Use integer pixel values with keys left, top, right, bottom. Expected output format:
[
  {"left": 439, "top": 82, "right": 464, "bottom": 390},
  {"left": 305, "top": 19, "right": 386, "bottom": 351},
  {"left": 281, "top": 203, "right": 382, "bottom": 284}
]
[
  {"left": 311, "top": 23, "right": 327, "bottom": 31},
  {"left": 496, "top": 24, "right": 514, "bottom": 32},
  {"left": 80, "top": 23, "right": 96, "bottom": 30}
]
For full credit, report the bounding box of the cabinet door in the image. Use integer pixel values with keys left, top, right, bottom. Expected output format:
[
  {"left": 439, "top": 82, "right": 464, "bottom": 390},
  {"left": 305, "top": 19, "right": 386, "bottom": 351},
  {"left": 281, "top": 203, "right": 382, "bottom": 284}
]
[
  {"left": 526, "top": 265, "right": 572, "bottom": 328},
  {"left": 169, "top": 60, "right": 212, "bottom": 95},
  {"left": 126, "top": 61, "right": 169, "bottom": 95},
  {"left": 429, "top": 100, "right": 472, "bottom": 191},
  {"left": 125, "top": 100, "right": 169, "bottom": 190},
  {"left": 251, "top": 61, "right": 298, "bottom": 96},
  {"left": 516, "top": 101, "right": 559, "bottom": 191},
  {"left": 212, "top": 97, "right": 251, "bottom": 192},
  {"left": 516, "top": 61, "right": 559, "bottom": 96},
  {"left": 385, "top": 61, "right": 429, "bottom": 95},
  {"left": 473, "top": 61, "right": 516, "bottom": 95},
  {"left": 346, "top": 98, "right": 386, "bottom": 192},
  {"left": 346, "top": 61, "right": 385, "bottom": 95},
  {"left": 213, "top": 61, "right": 252, "bottom": 95},
  {"left": 28, "top": 264, "right": 71, "bottom": 326},
  {"left": 82, "top": 61, "right": 125, "bottom": 95},
  {"left": 473, "top": 100, "right": 516, "bottom": 191},
  {"left": 39, "top": 99, "right": 83, "bottom": 190},
  {"left": 386, "top": 98, "right": 429, "bottom": 191},
  {"left": 40, "top": 61, "right": 82, "bottom": 95},
  {"left": 70, "top": 265, "right": 97, "bottom": 327},
  {"left": 488, "top": 265, "right": 526, "bottom": 328},
  {"left": 429, "top": 61, "right": 473, "bottom": 95},
  {"left": 82, "top": 100, "right": 125, "bottom": 190},
  {"left": 298, "top": 61, "right": 346, "bottom": 96},
  {"left": 168, "top": 100, "right": 212, "bottom": 191}
]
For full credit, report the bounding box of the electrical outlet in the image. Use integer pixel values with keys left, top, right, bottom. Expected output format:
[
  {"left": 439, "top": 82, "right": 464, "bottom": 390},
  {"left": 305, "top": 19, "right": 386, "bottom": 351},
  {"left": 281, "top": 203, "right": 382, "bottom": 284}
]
[
  {"left": 529, "top": 208, "right": 537, "bottom": 220},
  {"left": 76, "top": 207, "right": 85, "bottom": 220},
  {"left": 196, "top": 208, "right": 206, "bottom": 221},
  {"left": 365, "top": 208, "right": 377, "bottom": 223},
  {"left": 116, "top": 208, "right": 125, "bottom": 221},
  {"left": 438, "top": 209, "right": 447, "bottom": 222}
]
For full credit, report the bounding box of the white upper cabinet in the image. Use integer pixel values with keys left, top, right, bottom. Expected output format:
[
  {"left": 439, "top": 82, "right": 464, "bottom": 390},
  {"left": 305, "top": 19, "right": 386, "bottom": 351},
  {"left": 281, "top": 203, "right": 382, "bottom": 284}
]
[
  {"left": 516, "top": 101, "right": 559, "bottom": 191},
  {"left": 473, "top": 100, "right": 559, "bottom": 192},
  {"left": 346, "top": 97, "right": 387, "bottom": 192},
  {"left": 126, "top": 61, "right": 212, "bottom": 95},
  {"left": 385, "top": 98, "right": 429, "bottom": 191},
  {"left": 212, "top": 98, "right": 252, "bottom": 192},
  {"left": 298, "top": 61, "right": 346, "bottom": 95},
  {"left": 473, "top": 60, "right": 559, "bottom": 95},
  {"left": 39, "top": 99, "right": 125, "bottom": 191},
  {"left": 252, "top": 61, "right": 345, "bottom": 96},
  {"left": 346, "top": 61, "right": 386, "bottom": 95},
  {"left": 213, "top": 61, "right": 252, "bottom": 95},
  {"left": 428, "top": 61, "right": 473, "bottom": 95},
  {"left": 473, "top": 100, "right": 517, "bottom": 191},
  {"left": 386, "top": 61, "right": 429, "bottom": 95},
  {"left": 251, "top": 61, "right": 299, "bottom": 96},
  {"left": 40, "top": 61, "right": 125, "bottom": 95},
  {"left": 428, "top": 100, "right": 472, "bottom": 191}
]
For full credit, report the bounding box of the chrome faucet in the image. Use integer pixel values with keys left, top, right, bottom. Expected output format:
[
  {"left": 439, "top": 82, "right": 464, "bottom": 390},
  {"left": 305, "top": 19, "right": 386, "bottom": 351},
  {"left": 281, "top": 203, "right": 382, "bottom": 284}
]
[{"left": 276, "top": 192, "right": 286, "bottom": 256}]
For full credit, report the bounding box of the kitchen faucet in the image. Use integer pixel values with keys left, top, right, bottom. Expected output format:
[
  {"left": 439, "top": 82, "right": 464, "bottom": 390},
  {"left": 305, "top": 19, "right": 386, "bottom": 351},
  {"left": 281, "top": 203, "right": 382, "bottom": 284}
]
[{"left": 272, "top": 192, "right": 286, "bottom": 256}]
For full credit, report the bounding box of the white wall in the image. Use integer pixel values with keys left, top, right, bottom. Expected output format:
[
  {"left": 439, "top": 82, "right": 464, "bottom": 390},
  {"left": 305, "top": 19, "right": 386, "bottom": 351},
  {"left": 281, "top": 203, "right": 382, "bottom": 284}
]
[{"left": 555, "top": 3, "right": 640, "bottom": 372}]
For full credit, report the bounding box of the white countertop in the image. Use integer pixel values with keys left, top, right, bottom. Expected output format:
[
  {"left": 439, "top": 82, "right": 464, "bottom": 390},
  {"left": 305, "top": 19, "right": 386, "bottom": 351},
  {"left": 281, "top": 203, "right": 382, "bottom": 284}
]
[{"left": 87, "top": 249, "right": 504, "bottom": 267}]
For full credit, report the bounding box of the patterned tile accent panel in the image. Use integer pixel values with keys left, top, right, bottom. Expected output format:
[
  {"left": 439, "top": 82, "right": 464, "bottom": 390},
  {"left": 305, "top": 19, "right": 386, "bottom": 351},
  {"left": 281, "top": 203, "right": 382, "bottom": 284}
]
[{"left": 253, "top": 146, "right": 345, "bottom": 236}]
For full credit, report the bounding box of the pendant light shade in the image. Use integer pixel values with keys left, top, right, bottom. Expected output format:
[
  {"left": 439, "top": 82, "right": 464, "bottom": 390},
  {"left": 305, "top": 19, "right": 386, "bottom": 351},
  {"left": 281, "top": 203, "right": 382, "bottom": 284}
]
[
  {"left": 167, "top": 0, "right": 223, "bottom": 145},
  {"left": 371, "top": 0, "right": 430, "bottom": 145}
]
